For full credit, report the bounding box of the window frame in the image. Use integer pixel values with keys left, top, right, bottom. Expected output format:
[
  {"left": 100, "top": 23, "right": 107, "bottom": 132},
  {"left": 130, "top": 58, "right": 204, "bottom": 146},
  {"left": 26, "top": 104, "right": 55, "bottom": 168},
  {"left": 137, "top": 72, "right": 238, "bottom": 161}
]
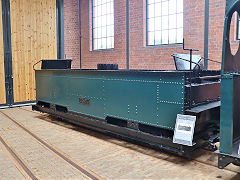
[
  {"left": 92, "top": 0, "right": 114, "bottom": 50},
  {"left": 146, "top": 0, "right": 183, "bottom": 46}
]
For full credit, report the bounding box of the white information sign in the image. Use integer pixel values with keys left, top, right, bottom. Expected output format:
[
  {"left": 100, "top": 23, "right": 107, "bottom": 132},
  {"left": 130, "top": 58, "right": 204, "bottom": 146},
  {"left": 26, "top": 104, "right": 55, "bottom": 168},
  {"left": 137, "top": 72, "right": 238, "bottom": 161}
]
[
  {"left": 173, "top": 114, "right": 196, "bottom": 146},
  {"left": 238, "top": 144, "right": 240, "bottom": 156}
]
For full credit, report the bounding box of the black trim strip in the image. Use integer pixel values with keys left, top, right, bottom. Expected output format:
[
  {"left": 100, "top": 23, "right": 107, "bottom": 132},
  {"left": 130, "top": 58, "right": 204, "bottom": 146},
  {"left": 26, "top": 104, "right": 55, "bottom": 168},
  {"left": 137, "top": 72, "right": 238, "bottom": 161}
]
[
  {"left": 2, "top": 0, "right": 14, "bottom": 105},
  {"left": 79, "top": 0, "right": 82, "bottom": 69},
  {"left": 56, "top": 0, "right": 64, "bottom": 59},
  {"left": 126, "top": 0, "right": 129, "bottom": 69},
  {"left": 204, "top": 0, "right": 209, "bottom": 70}
]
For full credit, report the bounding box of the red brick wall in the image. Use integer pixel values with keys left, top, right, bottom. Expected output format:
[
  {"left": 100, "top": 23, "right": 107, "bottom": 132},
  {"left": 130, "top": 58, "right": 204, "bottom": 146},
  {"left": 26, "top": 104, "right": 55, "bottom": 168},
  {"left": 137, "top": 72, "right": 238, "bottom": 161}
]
[
  {"left": 207, "top": 0, "right": 240, "bottom": 70},
  {"left": 208, "top": 0, "right": 225, "bottom": 70},
  {"left": 127, "top": 0, "right": 205, "bottom": 70},
  {"left": 64, "top": 0, "right": 80, "bottom": 69},
  {"left": 80, "top": 0, "right": 127, "bottom": 69},
  {"left": 64, "top": 0, "right": 239, "bottom": 70},
  {"left": 183, "top": 0, "right": 205, "bottom": 66}
]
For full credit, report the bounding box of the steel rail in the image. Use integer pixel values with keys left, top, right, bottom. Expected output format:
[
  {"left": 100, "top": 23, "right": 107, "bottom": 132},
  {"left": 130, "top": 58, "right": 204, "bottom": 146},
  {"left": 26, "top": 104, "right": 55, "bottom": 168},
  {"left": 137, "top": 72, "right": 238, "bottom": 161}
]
[
  {"left": 0, "top": 135, "right": 38, "bottom": 180},
  {"left": 0, "top": 111, "right": 102, "bottom": 180}
]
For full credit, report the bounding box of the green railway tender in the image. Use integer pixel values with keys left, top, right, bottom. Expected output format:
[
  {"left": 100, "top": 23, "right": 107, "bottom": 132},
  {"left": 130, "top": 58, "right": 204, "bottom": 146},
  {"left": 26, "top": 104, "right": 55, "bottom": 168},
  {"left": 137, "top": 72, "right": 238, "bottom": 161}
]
[
  {"left": 33, "top": 0, "right": 240, "bottom": 169},
  {"left": 33, "top": 68, "right": 220, "bottom": 154}
]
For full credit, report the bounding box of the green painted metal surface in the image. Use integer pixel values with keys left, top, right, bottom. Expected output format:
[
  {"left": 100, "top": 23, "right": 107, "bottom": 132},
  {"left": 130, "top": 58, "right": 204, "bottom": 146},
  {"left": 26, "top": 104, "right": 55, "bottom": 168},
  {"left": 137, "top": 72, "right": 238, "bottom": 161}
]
[
  {"left": 220, "top": 74, "right": 233, "bottom": 154},
  {"left": 220, "top": 0, "right": 240, "bottom": 154},
  {"left": 35, "top": 70, "right": 185, "bottom": 130}
]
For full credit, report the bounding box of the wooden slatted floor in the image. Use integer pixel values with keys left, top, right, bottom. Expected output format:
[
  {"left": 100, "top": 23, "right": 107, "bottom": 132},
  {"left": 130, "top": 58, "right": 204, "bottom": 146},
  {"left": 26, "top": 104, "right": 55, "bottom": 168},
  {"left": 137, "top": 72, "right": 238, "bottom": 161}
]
[{"left": 0, "top": 106, "right": 239, "bottom": 180}]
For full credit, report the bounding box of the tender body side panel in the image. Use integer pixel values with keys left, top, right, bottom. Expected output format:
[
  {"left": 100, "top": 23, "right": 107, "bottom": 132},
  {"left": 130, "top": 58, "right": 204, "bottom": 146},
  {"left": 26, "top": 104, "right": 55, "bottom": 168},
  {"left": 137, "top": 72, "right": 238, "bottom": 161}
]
[{"left": 35, "top": 70, "right": 185, "bottom": 130}]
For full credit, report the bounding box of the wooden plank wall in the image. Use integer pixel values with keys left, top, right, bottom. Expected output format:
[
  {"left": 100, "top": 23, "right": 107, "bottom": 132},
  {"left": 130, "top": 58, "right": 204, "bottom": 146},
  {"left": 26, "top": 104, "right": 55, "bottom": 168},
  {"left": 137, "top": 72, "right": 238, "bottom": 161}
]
[
  {"left": 0, "top": 0, "right": 6, "bottom": 104},
  {"left": 10, "top": 0, "right": 57, "bottom": 103}
]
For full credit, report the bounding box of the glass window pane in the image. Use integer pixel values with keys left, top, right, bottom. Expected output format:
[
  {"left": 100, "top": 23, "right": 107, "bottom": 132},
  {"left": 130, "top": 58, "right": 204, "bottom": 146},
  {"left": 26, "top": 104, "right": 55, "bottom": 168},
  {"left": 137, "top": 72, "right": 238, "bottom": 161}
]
[
  {"left": 102, "top": 26, "right": 107, "bottom": 37},
  {"left": 94, "top": 39, "right": 98, "bottom": 50},
  {"left": 169, "top": 29, "right": 176, "bottom": 43},
  {"left": 169, "top": 0, "right": 176, "bottom": 14},
  {"left": 177, "top": 0, "right": 183, "bottom": 13},
  {"left": 99, "top": 17, "right": 103, "bottom": 27},
  {"left": 97, "top": 0, "right": 101, "bottom": 5},
  {"left": 94, "top": 17, "right": 98, "bottom": 27},
  {"left": 97, "top": 39, "right": 102, "bottom": 49},
  {"left": 162, "top": 16, "right": 168, "bottom": 30},
  {"left": 148, "top": 18, "right": 155, "bottom": 32},
  {"left": 94, "top": 7, "right": 97, "bottom": 17},
  {"left": 110, "top": 2, "right": 114, "bottom": 14},
  {"left": 148, "top": 0, "right": 154, "bottom": 4},
  {"left": 155, "top": 17, "right": 161, "bottom": 30},
  {"left": 98, "top": 17, "right": 102, "bottom": 27},
  {"left": 94, "top": 28, "right": 98, "bottom": 38},
  {"left": 107, "top": 25, "right": 114, "bottom": 36},
  {"left": 93, "top": 17, "right": 99, "bottom": 27},
  {"left": 110, "top": 14, "right": 114, "bottom": 25},
  {"left": 102, "top": 15, "right": 107, "bottom": 26},
  {"left": 111, "top": 37, "right": 114, "bottom": 48},
  {"left": 102, "top": 4, "right": 107, "bottom": 15},
  {"left": 177, "top": 28, "right": 183, "bottom": 43},
  {"left": 162, "top": 30, "right": 168, "bottom": 44},
  {"left": 107, "top": 14, "right": 111, "bottom": 25},
  {"left": 169, "top": 14, "right": 176, "bottom": 29},
  {"left": 107, "top": 3, "right": 111, "bottom": 14},
  {"left": 155, "top": 31, "right": 162, "bottom": 45},
  {"left": 177, "top": 13, "right": 183, "bottom": 28},
  {"left": 155, "top": 0, "right": 161, "bottom": 3},
  {"left": 148, "top": 4, "right": 155, "bottom": 18},
  {"left": 97, "top": 6, "right": 101, "bottom": 16},
  {"left": 98, "top": 28, "right": 102, "bottom": 38},
  {"left": 102, "top": 38, "right": 107, "bottom": 49},
  {"left": 107, "top": 37, "right": 114, "bottom": 48},
  {"left": 148, "top": 32, "right": 155, "bottom": 45},
  {"left": 107, "top": 25, "right": 111, "bottom": 36},
  {"left": 162, "top": 1, "right": 168, "bottom": 16},
  {"left": 107, "top": 37, "right": 111, "bottom": 48},
  {"left": 155, "top": 3, "right": 161, "bottom": 17}
]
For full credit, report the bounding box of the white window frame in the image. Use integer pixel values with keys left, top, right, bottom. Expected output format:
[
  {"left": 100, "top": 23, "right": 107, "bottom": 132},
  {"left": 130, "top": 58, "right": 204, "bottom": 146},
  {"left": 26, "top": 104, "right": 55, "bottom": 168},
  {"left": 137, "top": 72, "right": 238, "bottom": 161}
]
[
  {"left": 146, "top": 0, "right": 183, "bottom": 45},
  {"left": 92, "top": 0, "right": 114, "bottom": 50}
]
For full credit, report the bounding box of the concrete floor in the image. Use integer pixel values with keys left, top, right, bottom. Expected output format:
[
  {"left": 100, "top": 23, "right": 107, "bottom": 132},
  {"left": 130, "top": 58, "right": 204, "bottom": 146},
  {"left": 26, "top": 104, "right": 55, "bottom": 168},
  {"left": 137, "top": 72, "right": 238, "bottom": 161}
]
[{"left": 0, "top": 106, "right": 239, "bottom": 180}]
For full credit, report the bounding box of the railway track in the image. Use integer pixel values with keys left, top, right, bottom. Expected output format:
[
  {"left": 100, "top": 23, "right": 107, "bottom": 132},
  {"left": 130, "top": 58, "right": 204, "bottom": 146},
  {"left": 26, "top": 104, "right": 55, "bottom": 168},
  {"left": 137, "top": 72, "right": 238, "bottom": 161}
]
[
  {"left": 0, "top": 135, "right": 38, "bottom": 180},
  {"left": 0, "top": 110, "right": 102, "bottom": 180},
  {"left": 1, "top": 107, "right": 239, "bottom": 179},
  {"left": 18, "top": 107, "right": 240, "bottom": 174}
]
